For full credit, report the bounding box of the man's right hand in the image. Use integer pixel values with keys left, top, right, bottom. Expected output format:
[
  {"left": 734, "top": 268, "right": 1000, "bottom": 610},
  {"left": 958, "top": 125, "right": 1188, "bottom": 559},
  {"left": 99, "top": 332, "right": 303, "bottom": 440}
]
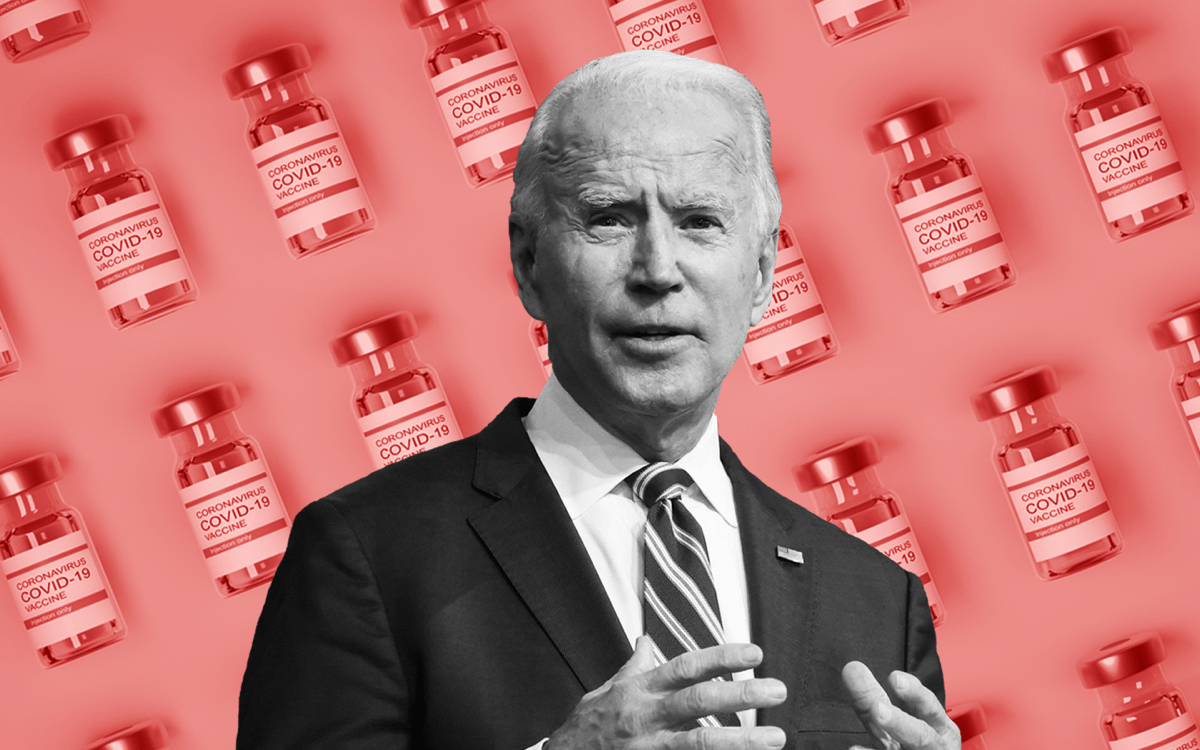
[{"left": 545, "top": 635, "right": 788, "bottom": 749}]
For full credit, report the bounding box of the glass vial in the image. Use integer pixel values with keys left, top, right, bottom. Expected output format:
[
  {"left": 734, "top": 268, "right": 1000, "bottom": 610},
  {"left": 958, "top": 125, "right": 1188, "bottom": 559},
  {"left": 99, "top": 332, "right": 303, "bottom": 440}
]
[
  {"left": 0, "top": 0, "right": 89, "bottom": 63},
  {"left": 403, "top": 0, "right": 537, "bottom": 188},
  {"left": 45, "top": 115, "right": 198, "bottom": 330},
  {"left": 1149, "top": 301, "right": 1200, "bottom": 463},
  {"left": 792, "top": 436, "right": 945, "bottom": 627},
  {"left": 807, "top": 0, "right": 907, "bottom": 47},
  {"left": 865, "top": 99, "right": 1016, "bottom": 313},
  {"left": 0, "top": 453, "right": 124, "bottom": 667},
  {"left": 0, "top": 307, "right": 19, "bottom": 380},
  {"left": 742, "top": 222, "right": 837, "bottom": 384},
  {"left": 970, "top": 366, "right": 1122, "bottom": 580},
  {"left": 84, "top": 720, "right": 169, "bottom": 750},
  {"left": 508, "top": 271, "right": 552, "bottom": 379},
  {"left": 1078, "top": 632, "right": 1199, "bottom": 749},
  {"left": 151, "top": 383, "right": 291, "bottom": 597},
  {"left": 331, "top": 312, "right": 464, "bottom": 470},
  {"left": 604, "top": 0, "right": 725, "bottom": 63},
  {"left": 224, "top": 44, "right": 376, "bottom": 259},
  {"left": 1043, "top": 28, "right": 1192, "bottom": 242},
  {"left": 947, "top": 703, "right": 989, "bottom": 750}
]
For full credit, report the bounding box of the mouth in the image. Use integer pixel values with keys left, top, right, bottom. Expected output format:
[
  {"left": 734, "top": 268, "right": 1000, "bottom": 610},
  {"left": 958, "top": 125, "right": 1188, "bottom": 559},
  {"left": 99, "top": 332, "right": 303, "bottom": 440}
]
[{"left": 610, "top": 324, "right": 697, "bottom": 357}]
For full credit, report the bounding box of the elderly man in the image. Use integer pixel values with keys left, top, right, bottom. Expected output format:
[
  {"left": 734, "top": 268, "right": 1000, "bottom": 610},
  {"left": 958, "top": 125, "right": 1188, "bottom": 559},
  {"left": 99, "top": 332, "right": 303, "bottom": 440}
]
[{"left": 237, "top": 51, "right": 959, "bottom": 750}]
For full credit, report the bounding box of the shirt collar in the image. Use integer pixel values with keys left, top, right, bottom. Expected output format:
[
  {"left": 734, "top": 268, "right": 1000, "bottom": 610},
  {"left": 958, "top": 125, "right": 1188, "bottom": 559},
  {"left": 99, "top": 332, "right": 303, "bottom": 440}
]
[{"left": 523, "top": 374, "right": 737, "bottom": 528}]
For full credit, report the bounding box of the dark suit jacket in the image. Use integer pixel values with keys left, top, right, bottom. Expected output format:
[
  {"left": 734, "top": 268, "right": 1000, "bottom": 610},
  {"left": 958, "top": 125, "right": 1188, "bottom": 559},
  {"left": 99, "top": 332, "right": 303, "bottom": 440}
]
[{"left": 237, "top": 398, "right": 944, "bottom": 749}]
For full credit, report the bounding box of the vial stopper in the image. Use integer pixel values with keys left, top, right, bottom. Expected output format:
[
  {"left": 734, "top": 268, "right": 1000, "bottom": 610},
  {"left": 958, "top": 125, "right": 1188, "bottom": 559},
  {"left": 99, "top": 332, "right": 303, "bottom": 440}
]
[
  {"left": 151, "top": 383, "right": 242, "bottom": 436},
  {"left": 1077, "top": 632, "right": 1167, "bottom": 688},
  {"left": 84, "top": 720, "right": 169, "bottom": 750},
  {"left": 864, "top": 99, "right": 953, "bottom": 153},
  {"left": 223, "top": 44, "right": 312, "bottom": 99},
  {"left": 792, "top": 437, "right": 881, "bottom": 492},
  {"left": 1042, "top": 28, "right": 1131, "bottom": 82},
  {"left": 970, "top": 366, "right": 1060, "bottom": 420},
  {"left": 44, "top": 115, "right": 135, "bottom": 170},
  {"left": 330, "top": 312, "right": 421, "bottom": 366}
]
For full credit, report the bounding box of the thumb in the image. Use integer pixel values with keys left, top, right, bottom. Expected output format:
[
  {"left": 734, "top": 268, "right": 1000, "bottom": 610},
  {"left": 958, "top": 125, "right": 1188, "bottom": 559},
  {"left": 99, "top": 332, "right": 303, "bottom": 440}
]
[{"left": 616, "top": 635, "right": 658, "bottom": 679}]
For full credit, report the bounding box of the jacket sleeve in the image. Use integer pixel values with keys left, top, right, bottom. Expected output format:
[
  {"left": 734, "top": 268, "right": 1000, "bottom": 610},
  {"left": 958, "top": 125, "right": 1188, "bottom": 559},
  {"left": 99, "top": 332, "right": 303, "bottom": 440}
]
[
  {"left": 237, "top": 498, "right": 411, "bottom": 749},
  {"left": 903, "top": 570, "right": 946, "bottom": 707}
]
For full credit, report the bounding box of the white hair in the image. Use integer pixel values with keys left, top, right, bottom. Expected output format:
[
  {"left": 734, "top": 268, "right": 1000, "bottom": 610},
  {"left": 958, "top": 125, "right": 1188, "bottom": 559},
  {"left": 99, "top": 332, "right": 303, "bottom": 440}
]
[{"left": 509, "top": 50, "right": 782, "bottom": 241}]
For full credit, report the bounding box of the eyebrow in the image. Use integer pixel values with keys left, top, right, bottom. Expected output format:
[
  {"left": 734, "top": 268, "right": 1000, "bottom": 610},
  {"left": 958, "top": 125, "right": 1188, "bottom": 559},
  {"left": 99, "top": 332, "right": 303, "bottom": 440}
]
[{"left": 574, "top": 187, "right": 736, "bottom": 216}]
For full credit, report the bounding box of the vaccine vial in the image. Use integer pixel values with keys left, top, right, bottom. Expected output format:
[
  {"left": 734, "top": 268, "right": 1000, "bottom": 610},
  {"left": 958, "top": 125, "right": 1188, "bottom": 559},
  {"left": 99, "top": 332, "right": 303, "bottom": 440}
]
[
  {"left": 604, "top": 0, "right": 724, "bottom": 63},
  {"left": 403, "top": 0, "right": 537, "bottom": 188},
  {"left": 970, "top": 366, "right": 1123, "bottom": 580},
  {"left": 45, "top": 115, "right": 198, "bottom": 330},
  {"left": 806, "top": 0, "right": 907, "bottom": 47},
  {"left": 742, "top": 222, "right": 837, "bottom": 384},
  {"left": 865, "top": 99, "right": 1016, "bottom": 313},
  {"left": 1149, "top": 301, "right": 1200, "bottom": 463},
  {"left": 331, "top": 312, "right": 464, "bottom": 470},
  {"left": 792, "top": 437, "right": 945, "bottom": 627},
  {"left": 0, "top": 453, "right": 125, "bottom": 668},
  {"left": 530, "top": 320, "right": 551, "bottom": 379},
  {"left": 1078, "top": 632, "right": 1199, "bottom": 749},
  {"left": 84, "top": 720, "right": 169, "bottom": 750},
  {"left": 946, "top": 703, "right": 989, "bottom": 750},
  {"left": 0, "top": 0, "right": 89, "bottom": 62},
  {"left": 1043, "top": 28, "right": 1192, "bottom": 242},
  {"left": 151, "top": 383, "right": 291, "bottom": 597},
  {"left": 0, "top": 308, "right": 19, "bottom": 381},
  {"left": 224, "top": 44, "right": 376, "bottom": 259}
]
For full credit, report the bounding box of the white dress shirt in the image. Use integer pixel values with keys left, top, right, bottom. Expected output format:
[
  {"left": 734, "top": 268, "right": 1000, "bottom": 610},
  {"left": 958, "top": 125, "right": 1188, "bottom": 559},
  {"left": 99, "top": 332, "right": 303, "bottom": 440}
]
[{"left": 523, "top": 374, "right": 756, "bottom": 728}]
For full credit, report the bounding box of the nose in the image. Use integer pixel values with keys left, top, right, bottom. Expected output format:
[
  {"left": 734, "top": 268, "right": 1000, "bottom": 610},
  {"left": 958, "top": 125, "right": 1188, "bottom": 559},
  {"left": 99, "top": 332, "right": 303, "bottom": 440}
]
[{"left": 628, "top": 211, "right": 685, "bottom": 295}]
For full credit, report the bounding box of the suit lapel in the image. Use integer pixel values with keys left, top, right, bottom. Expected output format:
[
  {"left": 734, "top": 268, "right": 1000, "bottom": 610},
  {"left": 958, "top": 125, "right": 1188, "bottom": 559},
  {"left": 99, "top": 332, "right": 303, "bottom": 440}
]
[{"left": 468, "top": 399, "right": 632, "bottom": 693}]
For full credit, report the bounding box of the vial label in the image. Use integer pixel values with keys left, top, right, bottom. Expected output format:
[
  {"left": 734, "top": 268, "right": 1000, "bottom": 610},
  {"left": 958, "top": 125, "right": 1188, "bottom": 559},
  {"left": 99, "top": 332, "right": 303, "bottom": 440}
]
[
  {"left": 743, "top": 240, "right": 832, "bottom": 367},
  {"left": 250, "top": 119, "right": 370, "bottom": 241},
  {"left": 1, "top": 530, "right": 118, "bottom": 650},
  {"left": 1179, "top": 395, "right": 1200, "bottom": 454},
  {"left": 847, "top": 511, "right": 942, "bottom": 611},
  {"left": 430, "top": 48, "right": 537, "bottom": 173},
  {"left": 813, "top": 0, "right": 885, "bottom": 26},
  {"left": 895, "top": 175, "right": 1011, "bottom": 294},
  {"left": 0, "top": 0, "right": 83, "bottom": 39},
  {"left": 70, "top": 191, "right": 191, "bottom": 310},
  {"left": 177, "top": 458, "right": 290, "bottom": 580},
  {"left": 359, "top": 384, "right": 463, "bottom": 469},
  {"left": 608, "top": 0, "right": 724, "bottom": 64},
  {"left": 1074, "top": 103, "right": 1188, "bottom": 222},
  {"left": 1000, "top": 443, "right": 1120, "bottom": 562},
  {"left": 1107, "top": 712, "right": 1198, "bottom": 750}
]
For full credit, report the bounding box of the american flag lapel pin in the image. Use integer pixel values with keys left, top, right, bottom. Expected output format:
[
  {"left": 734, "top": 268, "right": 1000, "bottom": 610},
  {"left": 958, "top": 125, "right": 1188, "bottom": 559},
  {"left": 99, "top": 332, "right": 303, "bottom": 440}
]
[{"left": 776, "top": 546, "right": 804, "bottom": 564}]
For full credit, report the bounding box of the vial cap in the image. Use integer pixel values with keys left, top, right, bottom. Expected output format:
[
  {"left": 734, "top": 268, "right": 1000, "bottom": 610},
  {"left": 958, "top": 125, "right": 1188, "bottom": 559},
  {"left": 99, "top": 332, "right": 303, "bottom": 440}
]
[
  {"left": 151, "top": 383, "right": 241, "bottom": 436},
  {"left": 1077, "top": 632, "right": 1166, "bottom": 688},
  {"left": 792, "top": 437, "right": 881, "bottom": 492},
  {"left": 44, "top": 115, "right": 135, "bottom": 171},
  {"left": 330, "top": 312, "right": 420, "bottom": 366},
  {"left": 223, "top": 44, "right": 312, "bottom": 99},
  {"left": 970, "top": 366, "right": 1060, "bottom": 421},
  {"left": 0, "top": 453, "right": 62, "bottom": 498},
  {"left": 84, "top": 720, "right": 170, "bottom": 750},
  {"left": 401, "top": 0, "right": 479, "bottom": 28},
  {"left": 1042, "top": 28, "right": 1131, "bottom": 82},
  {"left": 1149, "top": 301, "right": 1200, "bottom": 349},
  {"left": 863, "top": 99, "right": 953, "bottom": 153},
  {"left": 946, "top": 703, "right": 988, "bottom": 741}
]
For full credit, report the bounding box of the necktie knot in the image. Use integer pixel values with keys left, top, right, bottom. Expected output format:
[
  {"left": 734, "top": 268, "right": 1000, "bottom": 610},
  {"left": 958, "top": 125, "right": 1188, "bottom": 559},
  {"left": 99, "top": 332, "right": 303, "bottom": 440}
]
[{"left": 628, "top": 462, "right": 695, "bottom": 508}]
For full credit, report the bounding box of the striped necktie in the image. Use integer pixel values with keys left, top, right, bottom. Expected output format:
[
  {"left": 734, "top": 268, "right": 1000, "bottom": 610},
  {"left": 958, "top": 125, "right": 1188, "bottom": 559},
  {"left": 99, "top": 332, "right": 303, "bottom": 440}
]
[{"left": 629, "top": 462, "right": 738, "bottom": 728}]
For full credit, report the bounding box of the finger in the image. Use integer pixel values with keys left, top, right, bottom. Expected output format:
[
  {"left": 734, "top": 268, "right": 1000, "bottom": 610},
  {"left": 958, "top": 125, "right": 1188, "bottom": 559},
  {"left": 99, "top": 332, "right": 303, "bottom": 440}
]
[
  {"left": 842, "top": 661, "right": 900, "bottom": 749},
  {"left": 661, "top": 726, "right": 786, "bottom": 750},
  {"left": 656, "top": 677, "right": 787, "bottom": 727},
  {"left": 888, "top": 671, "right": 960, "bottom": 740},
  {"left": 584, "top": 635, "right": 658, "bottom": 701},
  {"left": 645, "top": 643, "right": 765, "bottom": 692}
]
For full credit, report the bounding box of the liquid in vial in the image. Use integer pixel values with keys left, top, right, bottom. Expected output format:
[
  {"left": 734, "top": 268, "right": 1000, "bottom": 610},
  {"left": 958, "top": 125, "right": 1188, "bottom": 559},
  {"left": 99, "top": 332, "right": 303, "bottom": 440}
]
[
  {"left": 0, "top": 0, "right": 89, "bottom": 62},
  {"left": 603, "top": 0, "right": 725, "bottom": 63},
  {"left": 1149, "top": 300, "right": 1200, "bottom": 464},
  {"left": 807, "top": 0, "right": 908, "bottom": 47}
]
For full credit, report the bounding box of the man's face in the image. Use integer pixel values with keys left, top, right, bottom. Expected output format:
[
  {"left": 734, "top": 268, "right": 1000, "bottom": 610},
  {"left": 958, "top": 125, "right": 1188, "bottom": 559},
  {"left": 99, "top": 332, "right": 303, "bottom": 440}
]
[{"left": 512, "top": 88, "right": 776, "bottom": 423}]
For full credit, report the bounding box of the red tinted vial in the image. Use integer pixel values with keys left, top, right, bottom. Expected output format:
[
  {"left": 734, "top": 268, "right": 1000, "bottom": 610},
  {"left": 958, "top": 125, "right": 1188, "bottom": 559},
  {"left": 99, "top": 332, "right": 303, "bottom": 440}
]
[
  {"left": 84, "top": 720, "right": 169, "bottom": 750},
  {"left": 45, "top": 115, "right": 198, "bottom": 330},
  {"left": 971, "top": 366, "right": 1122, "bottom": 580},
  {"left": 331, "top": 312, "right": 464, "bottom": 470},
  {"left": 866, "top": 99, "right": 1015, "bottom": 313},
  {"left": 403, "top": 0, "right": 537, "bottom": 188},
  {"left": 807, "top": 0, "right": 908, "bottom": 47},
  {"left": 530, "top": 320, "right": 551, "bottom": 379},
  {"left": 152, "top": 383, "right": 291, "bottom": 597},
  {"left": 0, "top": 0, "right": 89, "bottom": 62},
  {"left": 1149, "top": 301, "right": 1200, "bottom": 463},
  {"left": 947, "top": 703, "right": 989, "bottom": 750},
  {"left": 793, "top": 437, "right": 945, "bottom": 627},
  {"left": 604, "top": 0, "right": 724, "bottom": 63},
  {"left": 742, "top": 222, "right": 836, "bottom": 384},
  {"left": 0, "top": 453, "right": 124, "bottom": 667},
  {"left": 224, "top": 44, "right": 376, "bottom": 258},
  {"left": 0, "top": 308, "right": 19, "bottom": 380},
  {"left": 1043, "top": 28, "right": 1192, "bottom": 242},
  {"left": 1078, "top": 633, "right": 1198, "bottom": 750}
]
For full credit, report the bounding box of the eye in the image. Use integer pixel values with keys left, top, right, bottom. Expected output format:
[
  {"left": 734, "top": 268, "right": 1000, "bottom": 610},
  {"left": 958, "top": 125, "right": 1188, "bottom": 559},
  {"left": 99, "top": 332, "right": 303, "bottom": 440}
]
[{"left": 682, "top": 215, "right": 721, "bottom": 230}]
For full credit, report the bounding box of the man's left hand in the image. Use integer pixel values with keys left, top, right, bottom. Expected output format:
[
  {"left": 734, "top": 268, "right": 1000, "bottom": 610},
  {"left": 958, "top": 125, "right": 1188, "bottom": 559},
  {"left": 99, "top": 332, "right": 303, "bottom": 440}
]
[{"left": 842, "top": 661, "right": 961, "bottom": 750}]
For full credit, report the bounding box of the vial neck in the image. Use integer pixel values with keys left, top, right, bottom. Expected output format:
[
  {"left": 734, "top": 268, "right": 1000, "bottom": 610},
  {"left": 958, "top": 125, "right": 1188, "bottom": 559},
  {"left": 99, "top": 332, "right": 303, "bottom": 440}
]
[
  {"left": 811, "top": 466, "right": 886, "bottom": 516},
  {"left": 0, "top": 485, "right": 68, "bottom": 530},
  {"left": 62, "top": 144, "right": 138, "bottom": 191},
  {"left": 420, "top": 2, "right": 492, "bottom": 48},
  {"left": 346, "top": 341, "right": 423, "bottom": 386},
  {"left": 1168, "top": 340, "right": 1200, "bottom": 373},
  {"left": 990, "top": 397, "right": 1062, "bottom": 443},
  {"left": 168, "top": 412, "right": 246, "bottom": 457},
  {"left": 1095, "top": 665, "right": 1170, "bottom": 712},
  {"left": 241, "top": 73, "right": 316, "bottom": 119},
  {"left": 1062, "top": 58, "right": 1134, "bottom": 102},
  {"left": 881, "top": 129, "right": 955, "bottom": 174}
]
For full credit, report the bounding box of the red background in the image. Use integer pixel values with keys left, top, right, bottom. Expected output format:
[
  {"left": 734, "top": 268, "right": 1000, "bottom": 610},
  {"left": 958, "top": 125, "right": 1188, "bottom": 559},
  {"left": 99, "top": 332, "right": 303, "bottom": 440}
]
[{"left": 1, "top": 0, "right": 1198, "bottom": 747}]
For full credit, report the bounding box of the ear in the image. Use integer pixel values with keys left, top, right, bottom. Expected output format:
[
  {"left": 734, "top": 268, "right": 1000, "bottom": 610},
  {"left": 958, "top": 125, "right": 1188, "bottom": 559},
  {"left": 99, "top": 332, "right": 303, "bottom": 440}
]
[
  {"left": 748, "top": 225, "right": 779, "bottom": 326},
  {"left": 510, "top": 216, "right": 547, "bottom": 321}
]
